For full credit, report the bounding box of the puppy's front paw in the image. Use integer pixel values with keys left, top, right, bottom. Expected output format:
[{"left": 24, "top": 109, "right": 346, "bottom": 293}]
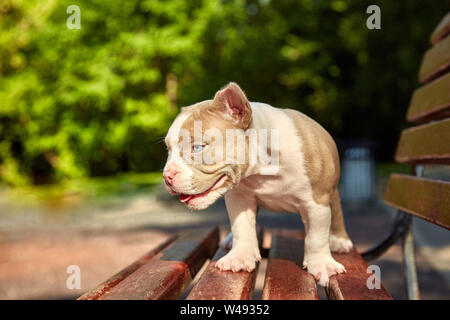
[
  {"left": 215, "top": 247, "right": 261, "bottom": 273},
  {"left": 329, "top": 235, "right": 353, "bottom": 253},
  {"left": 304, "top": 254, "right": 346, "bottom": 287}
]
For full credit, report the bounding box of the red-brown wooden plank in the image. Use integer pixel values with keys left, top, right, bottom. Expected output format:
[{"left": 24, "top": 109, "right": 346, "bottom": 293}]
[
  {"left": 186, "top": 228, "right": 263, "bottom": 300},
  {"left": 395, "top": 118, "right": 450, "bottom": 164},
  {"left": 419, "top": 34, "right": 450, "bottom": 83},
  {"left": 261, "top": 230, "right": 318, "bottom": 300},
  {"left": 430, "top": 12, "right": 450, "bottom": 45},
  {"left": 384, "top": 173, "right": 450, "bottom": 230},
  {"left": 326, "top": 248, "right": 392, "bottom": 300},
  {"left": 406, "top": 72, "right": 450, "bottom": 123},
  {"left": 97, "top": 227, "right": 219, "bottom": 300},
  {"left": 78, "top": 234, "right": 177, "bottom": 300}
]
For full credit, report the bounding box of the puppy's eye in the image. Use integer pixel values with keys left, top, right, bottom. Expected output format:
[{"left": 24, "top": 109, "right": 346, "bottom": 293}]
[{"left": 192, "top": 144, "right": 206, "bottom": 153}]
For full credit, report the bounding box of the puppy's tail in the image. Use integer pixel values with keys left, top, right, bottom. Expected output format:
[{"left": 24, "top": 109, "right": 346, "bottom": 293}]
[{"left": 330, "top": 188, "right": 350, "bottom": 240}]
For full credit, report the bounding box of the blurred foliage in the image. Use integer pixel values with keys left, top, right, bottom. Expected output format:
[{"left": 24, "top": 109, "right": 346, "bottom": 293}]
[
  {"left": 0, "top": 0, "right": 448, "bottom": 186},
  {"left": 3, "top": 172, "right": 163, "bottom": 208}
]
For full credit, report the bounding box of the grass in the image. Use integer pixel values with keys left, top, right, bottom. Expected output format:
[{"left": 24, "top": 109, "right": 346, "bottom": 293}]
[
  {"left": 1, "top": 172, "right": 163, "bottom": 209},
  {"left": 376, "top": 162, "right": 411, "bottom": 179}
]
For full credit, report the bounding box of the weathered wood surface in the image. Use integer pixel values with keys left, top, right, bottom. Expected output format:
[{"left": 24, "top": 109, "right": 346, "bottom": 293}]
[
  {"left": 384, "top": 174, "right": 450, "bottom": 230},
  {"left": 96, "top": 227, "right": 219, "bottom": 300},
  {"left": 78, "top": 235, "right": 177, "bottom": 300},
  {"left": 186, "top": 228, "right": 263, "bottom": 300},
  {"left": 419, "top": 34, "right": 450, "bottom": 83},
  {"left": 431, "top": 12, "right": 450, "bottom": 45},
  {"left": 261, "top": 230, "right": 318, "bottom": 300},
  {"left": 407, "top": 72, "right": 450, "bottom": 123},
  {"left": 326, "top": 248, "right": 392, "bottom": 300},
  {"left": 395, "top": 118, "right": 450, "bottom": 164}
]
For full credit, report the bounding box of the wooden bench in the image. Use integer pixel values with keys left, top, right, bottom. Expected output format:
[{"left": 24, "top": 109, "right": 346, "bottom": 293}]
[
  {"left": 78, "top": 12, "right": 449, "bottom": 301},
  {"left": 364, "top": 11, "right": 450, "bottom": 300},
  {"left": 78, "top": 227, "right": 391, "bottom": 300}
]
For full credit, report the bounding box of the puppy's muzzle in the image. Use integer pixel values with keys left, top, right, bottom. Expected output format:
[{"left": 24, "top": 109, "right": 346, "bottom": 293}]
[{"left": 163, "top": 163, "right": 179, "bottom": 193}]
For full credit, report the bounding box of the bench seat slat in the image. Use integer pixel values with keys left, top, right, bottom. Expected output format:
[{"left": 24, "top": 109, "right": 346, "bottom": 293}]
[
  {"left": 384, "top": 174, "right": 450, "bottom": 230},
  {"left": 186, "top": 228, "right": 263, "bottom": 300},
  {"left": 407, "top": 73, "right": 450, "bottom": 123},
  {"left": 419, "top": 34, "right": 450, "bottom": 83},
  {"left": 262, "top": 230, "right": 318, "bottom": 300},
  {"left": 395, "top": 118, "right": 450, "bottom": 164},
  {"left": 78, "top": 235, "right": 177, "bottom": 300},
  {"left": 326, "top": 249, "right": 392, "bottom": 300},
  {"left": 431, "top": 12, "right": 450, "bottom": 45},
  {"left": 96, "top": 227, "right": 219, "bottom": 300}
]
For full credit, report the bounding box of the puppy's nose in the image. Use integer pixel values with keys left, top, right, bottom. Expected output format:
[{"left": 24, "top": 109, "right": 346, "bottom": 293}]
[{"left": 163, "top": 164, "right": 179, "bottom": 185}]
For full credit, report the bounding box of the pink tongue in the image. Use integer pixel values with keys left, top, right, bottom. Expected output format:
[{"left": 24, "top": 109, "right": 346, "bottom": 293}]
[{"left": 180, "top": 194, "right": 193, "bottom": 202}]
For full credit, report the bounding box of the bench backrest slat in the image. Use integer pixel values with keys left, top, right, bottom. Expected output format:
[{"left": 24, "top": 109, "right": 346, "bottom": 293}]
[
  {"left": 406, "top": 73, "right": 450, "bottom": 123},
  {"left": 384, "top": 174, "right": 450, "bottom": 230},
  {"left": 430, "top": 12, "right": 450, "bottom": 45},
  {"left": 419, "top": 34, "right": 450, "bottom": 83},
  {"left": 395, "top": 118, "right": 450, "bottom": 164}
]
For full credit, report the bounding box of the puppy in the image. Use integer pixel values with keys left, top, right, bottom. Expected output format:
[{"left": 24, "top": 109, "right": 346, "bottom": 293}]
[{"left": 163, "top": 83, "right": 353, "bottom": 286}]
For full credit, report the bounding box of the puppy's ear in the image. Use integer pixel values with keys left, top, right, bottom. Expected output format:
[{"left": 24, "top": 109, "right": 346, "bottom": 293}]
[{"left": 213, "top": 82, "right": 252, "bottom": 129}]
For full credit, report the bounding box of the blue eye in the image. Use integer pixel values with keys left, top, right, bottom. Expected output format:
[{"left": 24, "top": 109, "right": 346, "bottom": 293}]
[{"left": 193, "top": 144, "right": 205, "bottom": 153}]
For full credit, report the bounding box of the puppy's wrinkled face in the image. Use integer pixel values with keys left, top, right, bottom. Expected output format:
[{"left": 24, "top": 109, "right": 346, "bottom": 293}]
[{"left": 163, "top": 83, "right": 252, "bottom": 210}]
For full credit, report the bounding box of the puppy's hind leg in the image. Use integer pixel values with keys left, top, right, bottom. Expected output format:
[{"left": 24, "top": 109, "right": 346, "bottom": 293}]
[
  {"left": 329, "top": 188, "right": 353, "bottom": 253},
  {"left": 301, "top": 198, "right": 346, "bottom": 287}
]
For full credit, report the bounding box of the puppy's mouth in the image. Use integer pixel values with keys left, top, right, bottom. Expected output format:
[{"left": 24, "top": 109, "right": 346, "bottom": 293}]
[{"left": 179, "top": 174, "right": 228, "bottom": 204}]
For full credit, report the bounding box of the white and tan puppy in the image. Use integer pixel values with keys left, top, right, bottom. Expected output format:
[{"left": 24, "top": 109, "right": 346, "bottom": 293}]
[{"left": 163, "top": 83, "right": 353, "bottom": 287}]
